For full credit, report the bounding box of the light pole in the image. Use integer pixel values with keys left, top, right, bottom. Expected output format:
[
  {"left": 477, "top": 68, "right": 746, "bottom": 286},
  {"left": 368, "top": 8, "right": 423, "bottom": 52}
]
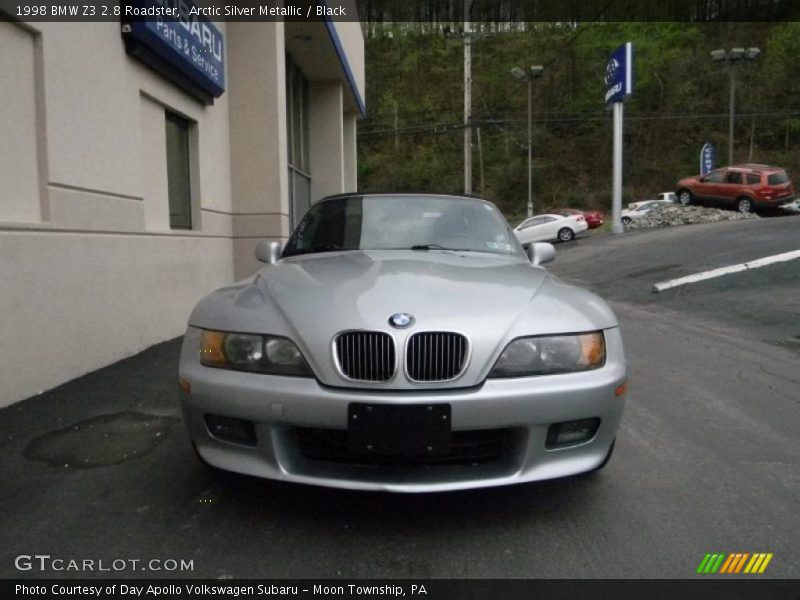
[
  {"left": 511, "top": 65, "right": 544, "bottom": 218},
  {"left": 710, "top": 47, "right": 760, "bottom": 166}
]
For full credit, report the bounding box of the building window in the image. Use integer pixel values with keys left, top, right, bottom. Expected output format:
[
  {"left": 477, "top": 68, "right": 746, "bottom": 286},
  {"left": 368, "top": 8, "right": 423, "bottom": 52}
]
[
  {"left": 286, "top": 56, "right": 311, "bottom": 226},
  {"left": 165, "top": 112, "right": 192, "bottom": 230}
]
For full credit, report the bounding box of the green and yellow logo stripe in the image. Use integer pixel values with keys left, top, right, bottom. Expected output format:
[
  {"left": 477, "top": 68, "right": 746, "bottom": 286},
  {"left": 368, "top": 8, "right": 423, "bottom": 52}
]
[{"left": 696, "top": 553, "right": 773, "bottom": 574}]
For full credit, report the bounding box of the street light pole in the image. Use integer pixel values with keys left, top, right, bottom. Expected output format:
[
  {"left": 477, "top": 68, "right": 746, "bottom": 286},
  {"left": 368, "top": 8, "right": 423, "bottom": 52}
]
[
  {"left": 511, "top": 65, "right": 543, "bottom": 218},
  {"left": 728, "top": 67, "right": 735, "bottom": 166},
  {"left": 711, "top": 47, "right": 759, "bottom": 166}
]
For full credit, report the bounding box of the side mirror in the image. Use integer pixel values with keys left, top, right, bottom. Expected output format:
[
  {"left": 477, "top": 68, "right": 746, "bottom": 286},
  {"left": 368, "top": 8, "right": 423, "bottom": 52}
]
[
  {"left": 699, "top": 176, "right": 707, "bottom": 183},
  {"left": 255, "top": 240, "right": 282, "bottom": 264},
  {"left": 529, "top": 242, "right": 556, "bottom": 266}
]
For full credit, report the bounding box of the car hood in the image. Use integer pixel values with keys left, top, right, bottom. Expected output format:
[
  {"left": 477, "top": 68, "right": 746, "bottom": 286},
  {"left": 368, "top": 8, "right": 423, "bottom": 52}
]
[{"left": 188, "top": 250, "right": 618, "bottom": 388}]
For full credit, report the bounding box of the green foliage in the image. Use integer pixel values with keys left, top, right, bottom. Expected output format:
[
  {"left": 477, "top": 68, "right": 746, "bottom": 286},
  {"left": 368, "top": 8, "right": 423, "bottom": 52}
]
[{"left": 358, "top": 22, "right": 800, "bottom": 218}]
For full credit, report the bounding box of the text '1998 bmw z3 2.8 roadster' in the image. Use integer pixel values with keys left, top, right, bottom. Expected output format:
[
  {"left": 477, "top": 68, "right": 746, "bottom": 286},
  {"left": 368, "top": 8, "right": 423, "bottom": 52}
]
[{"left": 178, "top": 193, "right": 627, "bottom": 492}]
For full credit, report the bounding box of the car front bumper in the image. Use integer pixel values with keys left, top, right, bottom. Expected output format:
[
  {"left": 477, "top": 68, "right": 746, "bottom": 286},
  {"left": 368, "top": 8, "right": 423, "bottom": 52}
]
[{"left": 178, "top": 326, "right": 627, "bottom": 492}]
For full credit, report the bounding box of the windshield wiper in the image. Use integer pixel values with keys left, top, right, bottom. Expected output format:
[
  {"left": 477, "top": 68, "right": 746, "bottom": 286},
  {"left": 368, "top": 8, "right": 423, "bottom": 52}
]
[
  {"left": 311, "top": 244, "right": 345, "bottom": 253},
  {"left": 410, "top": 244, "right": 459, "bottom": 251}
]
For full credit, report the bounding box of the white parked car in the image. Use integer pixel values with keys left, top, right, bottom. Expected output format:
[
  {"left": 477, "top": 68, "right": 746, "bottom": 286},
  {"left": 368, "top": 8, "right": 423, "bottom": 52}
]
[
  {"left": 657, "top": 192, "right": 677, "bottom": 203},
  {"left": 627, "top": 193, "right": 675, "bottom": 211},
  {"left": 780, "top": 199, "right": 800, "bottom": 213},
  {"left": 621, "top": 200, "right": 672, "bottom": 224},
  {"left": 514, "top": 213, "right": 588, "bottom": 244}
]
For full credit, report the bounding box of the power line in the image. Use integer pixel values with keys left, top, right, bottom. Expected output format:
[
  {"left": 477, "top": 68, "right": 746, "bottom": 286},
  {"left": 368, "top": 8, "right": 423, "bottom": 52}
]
[{"left": 358, "top": 110, "right": 800, "bottom": 139}]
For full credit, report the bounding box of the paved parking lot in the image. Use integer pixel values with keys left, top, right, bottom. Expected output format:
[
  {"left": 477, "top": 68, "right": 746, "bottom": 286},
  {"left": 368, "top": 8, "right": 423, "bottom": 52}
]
[{"left": 1, "top": 216, "right": 798, "bottom": 579}]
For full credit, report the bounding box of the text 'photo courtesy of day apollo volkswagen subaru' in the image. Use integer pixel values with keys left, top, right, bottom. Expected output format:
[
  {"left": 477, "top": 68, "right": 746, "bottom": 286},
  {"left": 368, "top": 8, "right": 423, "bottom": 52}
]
[{"left": 178, "top": 194, "right": 627, "bottom": 492}]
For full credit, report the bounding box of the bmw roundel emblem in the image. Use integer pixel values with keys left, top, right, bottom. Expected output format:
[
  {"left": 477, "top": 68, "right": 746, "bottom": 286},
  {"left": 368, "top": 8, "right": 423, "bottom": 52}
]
[{"left": 388, "top": 313, "right": 415, "bottom": 329}]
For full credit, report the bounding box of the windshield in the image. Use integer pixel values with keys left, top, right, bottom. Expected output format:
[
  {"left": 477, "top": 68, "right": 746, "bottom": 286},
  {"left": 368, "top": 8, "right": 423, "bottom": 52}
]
[{"left": 283, "top": 195, "right": 521, "bottom": 257}]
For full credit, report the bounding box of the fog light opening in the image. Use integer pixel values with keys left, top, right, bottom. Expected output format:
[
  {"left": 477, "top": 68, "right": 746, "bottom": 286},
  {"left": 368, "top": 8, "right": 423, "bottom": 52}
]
[
  {"left": 546, "top": 418, "right": 601, "bottom": 449},
  {"left": 204, "top": 414, "right": 257, "bottom": 447}
]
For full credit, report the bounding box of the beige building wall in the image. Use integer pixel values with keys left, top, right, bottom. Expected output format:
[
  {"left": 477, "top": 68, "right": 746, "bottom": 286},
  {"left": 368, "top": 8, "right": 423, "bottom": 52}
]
[
  {"left": 227, "top": 22, "right": 291, "bottom": 281},
  {"left": 309, "top": 81, "right": 346, "bottom": 202},
  {"left": 343, "top": 114, "right": 358, "bottom": 192},
  {"left": 0, "top": 16, "right": 364, "bottom": 408}
]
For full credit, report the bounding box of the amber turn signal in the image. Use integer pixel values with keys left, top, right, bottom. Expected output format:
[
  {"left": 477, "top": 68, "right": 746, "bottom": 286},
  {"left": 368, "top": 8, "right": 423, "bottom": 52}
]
[{"left": 200, "top": 330, "right": 228, "bottom": 367}]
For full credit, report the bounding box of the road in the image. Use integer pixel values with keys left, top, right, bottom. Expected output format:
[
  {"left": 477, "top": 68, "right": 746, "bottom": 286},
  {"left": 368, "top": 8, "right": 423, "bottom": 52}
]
[{"left": 0, "top": 216, "right": 798, "bottom": 579}]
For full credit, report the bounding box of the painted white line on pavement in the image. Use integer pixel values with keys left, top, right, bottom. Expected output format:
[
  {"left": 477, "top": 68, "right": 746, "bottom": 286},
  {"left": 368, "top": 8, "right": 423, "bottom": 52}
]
[{"left": 652, "top": 249, "right": 800, "bottom": 293}]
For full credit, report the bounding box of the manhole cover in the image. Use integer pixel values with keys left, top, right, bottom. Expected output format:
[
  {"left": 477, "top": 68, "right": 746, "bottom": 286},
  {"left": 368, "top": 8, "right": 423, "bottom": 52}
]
[{"left": 25, "top": 411, "right": 179, "bottom": 468}]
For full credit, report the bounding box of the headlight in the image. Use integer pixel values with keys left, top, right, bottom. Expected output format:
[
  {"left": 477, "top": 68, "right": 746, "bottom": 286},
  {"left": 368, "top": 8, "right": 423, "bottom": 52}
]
[
  {"left": 200, "top": 330, "right": 312, "bottom": 377},
  {"left": 488, "top": 332, "right": 605, "bottom": 378}
]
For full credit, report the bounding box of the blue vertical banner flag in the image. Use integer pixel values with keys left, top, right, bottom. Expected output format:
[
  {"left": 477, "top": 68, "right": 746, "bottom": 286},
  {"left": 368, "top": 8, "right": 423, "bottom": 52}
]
[
  {"left": 700, "top": 143, "right": 716, "bottom": 175},
  {"left": 605, "top": 42, "right": 635, "bottom": 106}
]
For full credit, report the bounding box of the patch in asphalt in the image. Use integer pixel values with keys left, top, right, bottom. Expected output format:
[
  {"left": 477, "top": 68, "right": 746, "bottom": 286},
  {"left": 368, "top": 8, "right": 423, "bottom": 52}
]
[{"left": 24, "top": 411, "right": 179, "bottom": 468}]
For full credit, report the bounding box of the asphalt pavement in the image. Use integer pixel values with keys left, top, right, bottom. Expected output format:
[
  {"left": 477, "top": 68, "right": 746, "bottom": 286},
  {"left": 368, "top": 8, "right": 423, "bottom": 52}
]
[{"left": 1, "top": 215, "right": 798, "bottom": 579}]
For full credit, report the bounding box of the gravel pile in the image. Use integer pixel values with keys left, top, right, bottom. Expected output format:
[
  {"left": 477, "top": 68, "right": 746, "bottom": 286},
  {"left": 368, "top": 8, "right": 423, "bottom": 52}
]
[{"left": 625, "top": 204, "right": 759, "bottom": 230}]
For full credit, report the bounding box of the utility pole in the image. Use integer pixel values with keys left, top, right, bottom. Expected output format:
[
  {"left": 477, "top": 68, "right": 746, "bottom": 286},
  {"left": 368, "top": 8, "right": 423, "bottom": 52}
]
[
  {"left": 526, "top": 77, "right": 532, "bottom": 217},
  {"left": 463, "top": 0, "right": 472, "bottom": 195},
  {"left": 393, "top": 101, "right": 399, "bottom": 150},
  {"left": 477, "top": 127, "right": 485, "bottom": 193}
]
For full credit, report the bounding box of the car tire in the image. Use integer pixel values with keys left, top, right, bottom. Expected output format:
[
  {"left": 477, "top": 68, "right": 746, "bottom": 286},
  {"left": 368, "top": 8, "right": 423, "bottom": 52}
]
[
  {"left": 677, "top": 189, "right": 692, "bottom": 205},
  {"left": 621, "top": 216, "right": 631, "bottom": 225},
  {"left": 737, "top": 197, "right": 754, "bottom": 214},
  {"left": 557, "top": 227, "right": 575, "bottom": 242}
]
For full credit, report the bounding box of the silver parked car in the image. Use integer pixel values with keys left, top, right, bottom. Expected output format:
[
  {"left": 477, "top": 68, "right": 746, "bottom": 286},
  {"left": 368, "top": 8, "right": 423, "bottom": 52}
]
[{"left": 179, "top": 193, "right": 627, "bottom": 492}]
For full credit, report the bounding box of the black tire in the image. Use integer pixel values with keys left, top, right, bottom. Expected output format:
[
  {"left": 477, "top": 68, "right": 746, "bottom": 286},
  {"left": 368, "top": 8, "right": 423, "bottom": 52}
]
[
  {"left": 557, "top": 227, "right": 575, "bottom": 242},
  {"left": 677, "top": 189, "right": 693, "bottom": 206},
  {"left": 622, "top": 216, "right": 632, "bottom": 225},
  {"left": 736, "top": 196, "right": 754, "bottom": 214}
]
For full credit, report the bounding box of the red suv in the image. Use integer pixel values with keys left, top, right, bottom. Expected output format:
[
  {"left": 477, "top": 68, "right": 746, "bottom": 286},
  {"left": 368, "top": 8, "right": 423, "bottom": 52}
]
[{"left": 675, "top": 164, "right": 794, "bottom": 213}]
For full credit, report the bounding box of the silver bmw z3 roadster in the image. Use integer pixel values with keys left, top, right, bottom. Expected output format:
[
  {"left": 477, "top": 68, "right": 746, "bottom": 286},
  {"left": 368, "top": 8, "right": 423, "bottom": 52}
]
[{"left": 179, "top": 193, "right": 627, "bottom": 492}]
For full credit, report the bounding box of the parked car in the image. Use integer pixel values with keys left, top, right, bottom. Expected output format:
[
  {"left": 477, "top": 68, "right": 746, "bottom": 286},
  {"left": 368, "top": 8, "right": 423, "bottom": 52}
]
[
  {"left": 675, "top": 164, "right": 795, "bottom": 213},
  {"left": 514, "top": 213, "right": 589, "bottom": 244},
  {"left": 657, "top": 192, "right": 677, "bottom": 203},
  {"left": 780, "top": 199, "right": 800, "bottom": 213},
  {"left": 179, "top": 193, "right": 626, "bottom": 492},
  {"left": 628, "top": 193, "right": 676, "bottom": 211},
  {"left": 621, "top": 200, "right": 672, "bottom": 224},
  {"left": 552, "top": 207, "right": 604, "bottom": 229}
]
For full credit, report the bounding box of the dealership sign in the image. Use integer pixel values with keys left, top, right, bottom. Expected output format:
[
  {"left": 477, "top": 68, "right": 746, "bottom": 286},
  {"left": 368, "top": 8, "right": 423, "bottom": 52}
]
[
  {"left": 700, "top": 142, "right": 716, "bottom": 176},
  {"left": 604, "top": 42, "right": 634, "bottom": 106},
  {"left": 122, "top": 0, "right": 225, "bottom": 102}
]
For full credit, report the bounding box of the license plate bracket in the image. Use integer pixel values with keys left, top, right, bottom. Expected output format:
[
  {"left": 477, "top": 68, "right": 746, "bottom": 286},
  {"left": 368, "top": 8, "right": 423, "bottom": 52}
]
[{"left": 347, "top": 403, "right": 451, "bottom": 456}]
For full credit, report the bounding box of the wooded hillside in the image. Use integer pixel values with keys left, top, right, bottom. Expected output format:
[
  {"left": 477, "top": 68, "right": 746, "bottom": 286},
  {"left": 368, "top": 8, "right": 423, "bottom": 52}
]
[{"left": 356, "top": 21, "right": 800, "bottom": 221}]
